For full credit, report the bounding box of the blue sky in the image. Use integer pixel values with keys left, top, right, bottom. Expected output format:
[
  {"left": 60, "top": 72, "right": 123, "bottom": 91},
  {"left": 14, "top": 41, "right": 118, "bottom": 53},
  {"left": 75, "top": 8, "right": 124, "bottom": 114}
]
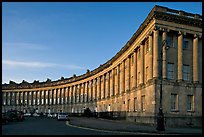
[{"left": 2, "top": 2, "right": 202, "bottom": 84}]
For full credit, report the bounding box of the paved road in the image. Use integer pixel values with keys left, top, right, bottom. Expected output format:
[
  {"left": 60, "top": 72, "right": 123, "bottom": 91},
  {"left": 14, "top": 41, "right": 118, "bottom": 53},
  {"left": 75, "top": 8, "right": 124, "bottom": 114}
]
[{"left": 2, "top": 117, "right": 135, "bottom": 135}]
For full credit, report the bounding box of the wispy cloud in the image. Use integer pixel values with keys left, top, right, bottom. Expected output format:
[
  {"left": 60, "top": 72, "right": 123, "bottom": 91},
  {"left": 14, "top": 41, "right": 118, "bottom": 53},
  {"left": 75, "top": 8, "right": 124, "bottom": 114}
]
[
  {"left": 2, "top": 60, "right": 86, "bottom": 70},
  {"left": 4, "top": 42, "right": 47, "bottom": 50}
]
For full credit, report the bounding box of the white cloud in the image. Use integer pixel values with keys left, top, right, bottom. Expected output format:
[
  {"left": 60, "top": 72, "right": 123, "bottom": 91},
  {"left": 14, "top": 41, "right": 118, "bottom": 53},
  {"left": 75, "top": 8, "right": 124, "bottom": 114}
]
[
  {"left": 2, "top": 59, "right": 86, "bottom": 70},
  {"left": 4, "top": 42, "right": 47, "bottom": 50}
]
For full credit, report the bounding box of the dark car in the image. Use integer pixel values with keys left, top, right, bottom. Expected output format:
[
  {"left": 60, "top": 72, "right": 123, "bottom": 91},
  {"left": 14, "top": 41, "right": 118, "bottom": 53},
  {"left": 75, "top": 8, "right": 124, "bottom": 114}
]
[
  {"left": 6, "top": 110, "right": 24, "bottom": 122},
  {"left": 2, "top": 113, "right": 11, "bottom": 124}
]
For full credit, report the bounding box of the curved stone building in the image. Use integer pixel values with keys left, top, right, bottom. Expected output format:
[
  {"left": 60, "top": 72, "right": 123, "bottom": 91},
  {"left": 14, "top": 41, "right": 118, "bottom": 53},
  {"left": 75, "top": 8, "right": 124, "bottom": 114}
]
[{"left": 2, "top": 5, "right": 202, "bottom": 127}]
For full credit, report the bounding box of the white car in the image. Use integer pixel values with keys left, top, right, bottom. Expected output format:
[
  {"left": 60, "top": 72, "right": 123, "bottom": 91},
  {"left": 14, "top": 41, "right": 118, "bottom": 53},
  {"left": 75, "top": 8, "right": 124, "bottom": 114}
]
[
  {"left": 47, "top": 113, "right": 53, "bottom": 118},
  {"left": 24, "top": 113, "right": 31, "bottom": 117},
  {"left": 57, "top": 112, "right": 69, "bottom": 121},
  {"left": 33, "top": 113, "right": 40, "bottom": 117}
]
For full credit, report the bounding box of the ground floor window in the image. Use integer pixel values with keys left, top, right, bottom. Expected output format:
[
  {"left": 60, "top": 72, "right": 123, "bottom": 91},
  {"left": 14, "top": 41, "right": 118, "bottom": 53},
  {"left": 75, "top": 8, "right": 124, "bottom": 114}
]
[
  {"left": 171, "top": 93, "right": 178, "bottom": 111},
  {"left": 141, "top": 95, "right": 145, "bottom": 112},
  {"left": 187, "top": 95, "right": 194, "bottom": 111}
]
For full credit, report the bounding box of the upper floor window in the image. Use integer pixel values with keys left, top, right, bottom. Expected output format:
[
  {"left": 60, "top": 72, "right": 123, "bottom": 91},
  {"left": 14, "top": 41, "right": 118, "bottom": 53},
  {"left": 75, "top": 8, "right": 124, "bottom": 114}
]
[
  {"left": 183, "top": 38, "right": 189, "bottom": 49},
  {"left": 183, "top": 64, "right": 190, "bottom": 81},
  {"left": 167, "top": 63, "right": 174, "bottom": 80},
  {"left": 167, "top": 34, "right": 174, "bottom": 47}
]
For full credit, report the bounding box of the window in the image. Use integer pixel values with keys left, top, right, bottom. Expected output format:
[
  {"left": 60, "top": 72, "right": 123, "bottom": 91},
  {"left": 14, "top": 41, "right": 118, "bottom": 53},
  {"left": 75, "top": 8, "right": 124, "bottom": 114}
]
[
  {"left": 141, "top": 95, "right": 145, "bottom": 111},
  {"left": 127, "top": 99, "right": 130, "bottom": 112},
  {"left": 146, "top": 39, "right": 150, "bottom": 54},
  {"left": 171, "top": 93, "right": 178, "bottom": 111},
  {"left": 146, "top": 66, "right": 149, "bottom": 82},
  {"left": 167, "top": 34, "right": 174, "bottom": 47},
  {"left": 187, "top": 95, "right": 194, "bottom": 111},
  {"left": 183, "top": 65, "right": 189, "bottom": 81},
  {"left": 167, "top": 63, "right": 174, "bottom": 80},
  {"left": 183, "top": 38, "right": 189, "bottom": 49},
  {"left": 134, "top": 97, "right": 137, "bottom": 111}
]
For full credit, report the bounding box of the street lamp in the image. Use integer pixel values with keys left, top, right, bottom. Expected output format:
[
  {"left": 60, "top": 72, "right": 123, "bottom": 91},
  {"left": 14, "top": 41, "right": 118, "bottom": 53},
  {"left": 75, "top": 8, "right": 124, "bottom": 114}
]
[{"left": 156, "top": 39, "right": 169, "bottom": 131}]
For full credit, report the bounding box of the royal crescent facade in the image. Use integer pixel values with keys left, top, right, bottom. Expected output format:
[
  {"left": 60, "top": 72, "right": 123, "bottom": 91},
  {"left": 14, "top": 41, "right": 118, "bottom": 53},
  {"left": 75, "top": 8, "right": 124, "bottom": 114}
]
[{"left": 2, "top": 5, "right": 202, "bottom": 127}]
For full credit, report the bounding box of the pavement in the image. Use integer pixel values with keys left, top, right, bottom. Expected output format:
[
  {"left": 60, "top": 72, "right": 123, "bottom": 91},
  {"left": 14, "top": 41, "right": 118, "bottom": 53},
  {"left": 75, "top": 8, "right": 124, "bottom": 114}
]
[{"left": 66, "top": 116, "right": 202, "bottom": 135}]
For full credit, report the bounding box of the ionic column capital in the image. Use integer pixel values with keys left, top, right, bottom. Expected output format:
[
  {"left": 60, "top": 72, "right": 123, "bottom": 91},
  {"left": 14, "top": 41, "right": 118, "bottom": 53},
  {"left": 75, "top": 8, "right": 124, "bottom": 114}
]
[
  {"left": 154, "top": 26, "right": 159, "bottom": 31},
  {"left": 194, "top": 33, "right": 202, "bottom": 39},
  {"left": 178, "top": 31, "right": 186, "bottom": 36}
]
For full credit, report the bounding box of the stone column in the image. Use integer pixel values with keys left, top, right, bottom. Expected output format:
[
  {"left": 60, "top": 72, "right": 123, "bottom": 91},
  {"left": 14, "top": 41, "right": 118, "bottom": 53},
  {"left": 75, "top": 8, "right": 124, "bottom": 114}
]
[
  {"left": 32, "top": 91, "right": 35, "bottom": 106},
  {"left": 105, "top": 73, "right": 109, "bottom": 98},
  {"left": 149, "top": 31, "right": 153, "bottom": 80},
  {"left": 90, "top": 81, "right": 93, "bottom": 101},
  {"left": 110, "top": 70, "right": 113, "bottom": 96},
  {"left": 8, "top": 92, "right": 11, "bottom": 106},
  {"left": 162, "top": 30, "right": 167, "bottom": 79},
  {"left": 46, "top": 90, "right": 48, "bottom": 106},
  {"left": 22, "top": 92, "right": 24, "bottom": 106},
  {"left": 114, "top": 67, "right": 118, "bottom": 95},
  {"left": 101, "top": 75, "right": 104, "bottom": 99},
  {"left": 25, "top": 91, "right": 28, "bottom": 106},
  {"left": 97, "top": 77, "right": 101, "bottom": 100},
  {"left": 133, "top": 50, "right": 137, "bottom": 88},
  {"left": 85, "top": 82, "right": 88, "bottom": 102},
  {"left": 49, "top": 90, "right": 52, "bottom": 105},
  {"left": 120, "top": 61, "right": 125, "bottom": 93},
  {"left": 117, "top": 65, "right": 120, "bottom": 94},
  {"left": 78, "top": 85, "right": 80, "bottom": 103},
  {"left": 153, "top": 27, "right": 159, "bottom": 78},
  {"left": 65, "top": 87, "right": 68, "bottom": 104},
  {"left": 87, "top": 82, "right": 90, "bottom": 102},
  {"left": 92, "top": 79, "right": 96, "bottom": 101},
  {"left": 178, "top": 31, "right": 183, "bottom": 81},
  {"left": 82, "top": 83, "right": 85, "bottom": 103},
  {"left": 40, "top": 91, "right": 42, "bottom": 105},
  {"left": 73, "top": 86, "right": 76, "bottom": 104},
  {"left": 125, "top": 56, "right": 130, "bottom": 91},
  {"left": 141, "top": 44, "right": 144, "bottom": 84},
  {"left": 193, "top": 34, "right": 198, "bottom": 83},
  {"left": 94, "top": 79, "right": 97, "bottom": 100},
  {"left": 69, "top": 86, "right": 72, "bottom": 104},
  {"left": 59, "top": 88, "right": 62, "bottom": 105},
  {"left": 53, "top": 89, "right": 56, "bottom": 105}
]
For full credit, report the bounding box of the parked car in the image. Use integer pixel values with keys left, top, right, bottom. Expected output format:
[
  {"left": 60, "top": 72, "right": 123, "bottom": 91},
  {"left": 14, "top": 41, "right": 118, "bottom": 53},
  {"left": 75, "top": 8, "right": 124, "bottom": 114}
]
[
  {"left": 5, "top": 110, "right": 24, "bottom": 122},
  {"left": 33, "top": 113, "right": 40, "bottom": 117},
  {"left": 57, "top": 112, "right": 69, "bottom": 121},
  {"left": 2, "top": 113, "right": 11, "bottom": 124},
  {"left": 47, "top": 113, "right": 53, "bottom": 118},
  {"left": 24, "top": 113, "right": 31, "bottom": 117}
]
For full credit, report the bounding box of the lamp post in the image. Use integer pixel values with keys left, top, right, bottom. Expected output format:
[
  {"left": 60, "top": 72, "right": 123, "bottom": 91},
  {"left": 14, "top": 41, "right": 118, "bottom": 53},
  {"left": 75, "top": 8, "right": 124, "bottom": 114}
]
[{"left": 156, "top": 39, "right": 169, "bottom": 131}]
